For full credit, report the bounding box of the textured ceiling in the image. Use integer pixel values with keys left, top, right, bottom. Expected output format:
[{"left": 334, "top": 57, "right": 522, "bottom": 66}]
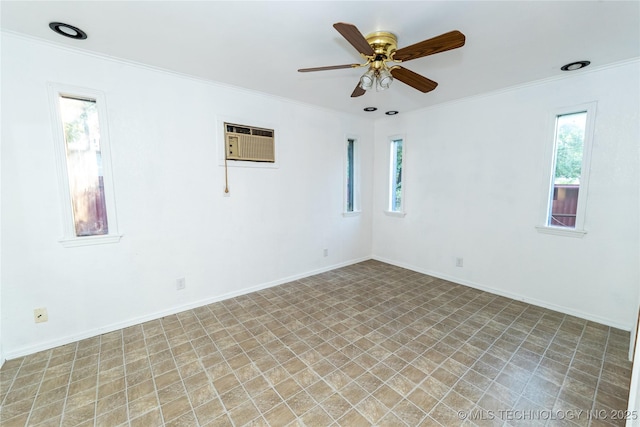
[{"left": 2, "top": 1, "right": 639, "bottom": 118}]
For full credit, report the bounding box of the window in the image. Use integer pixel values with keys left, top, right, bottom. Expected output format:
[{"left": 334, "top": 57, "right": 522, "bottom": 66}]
[
  {"left": 387, "top": 137, "right": 406, "bottom": 216},
  {"left": 60, "top": 96, "right": 108, "bottom": 236},
  {"left": 49, "top": 84, "right": 121, "bottom": 246},
  {"left": 549, "top": 112, "right": 586, "bottom": 228},
  {"left": 538, "top": 102, "right": 596, "bottom": 237},
  {"left": 344, "top": 137, "right": 360, "bottom": 215}
]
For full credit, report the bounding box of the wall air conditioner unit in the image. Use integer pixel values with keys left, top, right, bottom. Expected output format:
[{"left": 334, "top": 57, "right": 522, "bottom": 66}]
[{"left": 224, "top": 122, "right": 275, "bottom": 162}]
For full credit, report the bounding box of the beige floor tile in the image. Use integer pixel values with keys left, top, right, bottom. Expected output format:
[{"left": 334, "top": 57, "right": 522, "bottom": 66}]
[{"left": 0, "top": 261, "right": 632, "bottom": 426}]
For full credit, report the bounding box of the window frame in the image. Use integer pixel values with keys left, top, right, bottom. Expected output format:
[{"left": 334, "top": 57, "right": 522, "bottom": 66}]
[
  {"left": 536, "top": 101, "right": 597, "bottom": 238},
  {"left": 48, "top": 83, "right": 122, "bottom": 247},
  {"left": 343, "top": 135, "right": 361, "bottom": 216},
  {"left": 385, "top": 135, "right": 406, "bottom": 217}
]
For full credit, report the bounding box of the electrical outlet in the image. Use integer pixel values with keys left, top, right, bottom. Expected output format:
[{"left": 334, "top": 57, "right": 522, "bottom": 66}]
[
  {"left": 176, "top": 277, "right": 186, "bottom": 290},
  {"left": 456, "top": 257, "right": 464, "bottom": 268},
  {"left": 323, "top": 248, "right": 328, "bottom": 257},
  {"left": 34, "top": 308, "right": 48, "bottom": 323}
]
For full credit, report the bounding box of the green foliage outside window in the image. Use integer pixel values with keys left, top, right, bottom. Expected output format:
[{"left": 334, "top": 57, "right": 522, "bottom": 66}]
[{"left": 554, "top": 113, "right": 586, "bottom": 185}]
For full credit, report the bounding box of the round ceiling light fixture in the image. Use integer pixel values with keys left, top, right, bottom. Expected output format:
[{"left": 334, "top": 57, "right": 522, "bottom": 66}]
[
  {"left": 385, "top": 111, "right": 399, "bottom": 116},
  {"left": 561, "top": 60, "right": 590, "bottom": 71},
  {"left": 49, "top": 22, "right": 87, "bottom": 39},
  {"left": 363, "top": 107, "right": 377, "bottom": 112}
]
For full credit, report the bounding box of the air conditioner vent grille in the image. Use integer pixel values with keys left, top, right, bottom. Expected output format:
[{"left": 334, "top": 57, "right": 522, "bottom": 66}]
[{"left": 224, "top": 122, "right": 275, "bottom": 163}]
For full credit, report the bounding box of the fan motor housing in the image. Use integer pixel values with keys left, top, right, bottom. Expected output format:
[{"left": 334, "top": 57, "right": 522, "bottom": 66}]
[{"left": 365, "top": 31, "right": 398, "bottom": 57}]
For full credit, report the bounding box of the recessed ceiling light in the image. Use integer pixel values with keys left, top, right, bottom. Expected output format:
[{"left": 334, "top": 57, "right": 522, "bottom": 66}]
[
  {"left": 385, "top": 111, "right": 399, "bottom": 116},
  {"left": 363, "top": 107, "right": 377, "bottom": 112},
  {"left": 49, "top": 22, "right": 87, "bottom": 40},
  {"left": 561, "top": 61, "right": 590, "bottom": 71}
]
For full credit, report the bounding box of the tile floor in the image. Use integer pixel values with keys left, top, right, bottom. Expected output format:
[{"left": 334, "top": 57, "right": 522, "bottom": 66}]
[{"left": 0, "top": 260, "right": 633, "bottom": 426}]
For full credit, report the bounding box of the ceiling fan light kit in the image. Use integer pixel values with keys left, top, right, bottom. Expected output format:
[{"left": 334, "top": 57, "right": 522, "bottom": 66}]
[
  {"left": 359, "top": 31, "right": 397, "bottom": 91},
  {"left": 374, "top": 67, "right": 393, "bottom": 91},
  {"left": 298, "top": 22, "right": 465, "bottom": 98},
  {"left": 360, "top": 68, "right": 376, "bottom": 90}
]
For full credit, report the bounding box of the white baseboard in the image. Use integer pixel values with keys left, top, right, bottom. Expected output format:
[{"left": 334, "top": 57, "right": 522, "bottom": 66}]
[
  {"left": 372, "top": 255, "right": 632, "bottom": 332},
  {"left": 6, "top": 255, "right": 631, "bottom": 361},
  {"left": 4, "top": 256, "right": 372, "bottom": 360}
]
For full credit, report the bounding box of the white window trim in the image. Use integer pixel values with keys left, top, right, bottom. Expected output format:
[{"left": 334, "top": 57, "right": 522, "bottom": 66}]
[
  {"left": 384, "top": 210, "right": 407, "bottom": 218},
  {"left": 343, "top": 135, "right": 361, "bottom": 216},
  {"left": 536, "top": 101, "right": 597, "bottom": 238},
  {"left": 385, "top": 134, "right": 406, "bottom": 217},
  {"left": 48, "top": 83, "right": 122, "bottom": 247},
  {"left": 534, "top": 225, "right": 587, "bottom": 238}
]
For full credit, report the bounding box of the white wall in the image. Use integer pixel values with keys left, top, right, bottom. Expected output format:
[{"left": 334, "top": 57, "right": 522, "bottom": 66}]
[
  {"left": 0, "top": 36, "right": 3, "bottom": 366},
  {"left": 2, "top": 32, "right": 638, "bottom": 362},
  {"left": 372, "top": 61, "right": 640, "bottom": 330},
  {"left": 0, "top": 34, "right": 374, "bottom": 359}
]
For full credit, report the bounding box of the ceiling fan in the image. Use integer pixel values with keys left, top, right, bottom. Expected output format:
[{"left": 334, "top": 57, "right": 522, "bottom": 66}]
[{"left": 298, "top": 23, "right": 466, "bottom": 97}]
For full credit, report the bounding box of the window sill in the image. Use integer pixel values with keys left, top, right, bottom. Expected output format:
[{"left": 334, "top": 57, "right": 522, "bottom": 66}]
[
  {"left": 60, "top": 234, "right": 123, "bottom": 248},
  {"left": 384, "top": 211, "right": 407, "bottom": 218},
  {"left": 342, "top": 211, "right": 361, "bottom": 217},
  {"left": 535, "top": 226, "right": 586, "bottom": 238}
]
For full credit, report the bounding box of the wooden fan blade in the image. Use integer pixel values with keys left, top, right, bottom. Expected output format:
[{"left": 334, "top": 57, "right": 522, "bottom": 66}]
[
  {"left": 298, "top": 64, "right": 358, "bottom": 72},
  {"left": 394, "top": 30, "right": 465, "bottom": 62},
  {"left": 390, "top": 67, "right": 438, "bottom": 93},
  {"left": 333, "top": 22, "right": 374, "bottom": 56},
  {"left": 351, "top": 83, "right": 366, "bottom": 98}
]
